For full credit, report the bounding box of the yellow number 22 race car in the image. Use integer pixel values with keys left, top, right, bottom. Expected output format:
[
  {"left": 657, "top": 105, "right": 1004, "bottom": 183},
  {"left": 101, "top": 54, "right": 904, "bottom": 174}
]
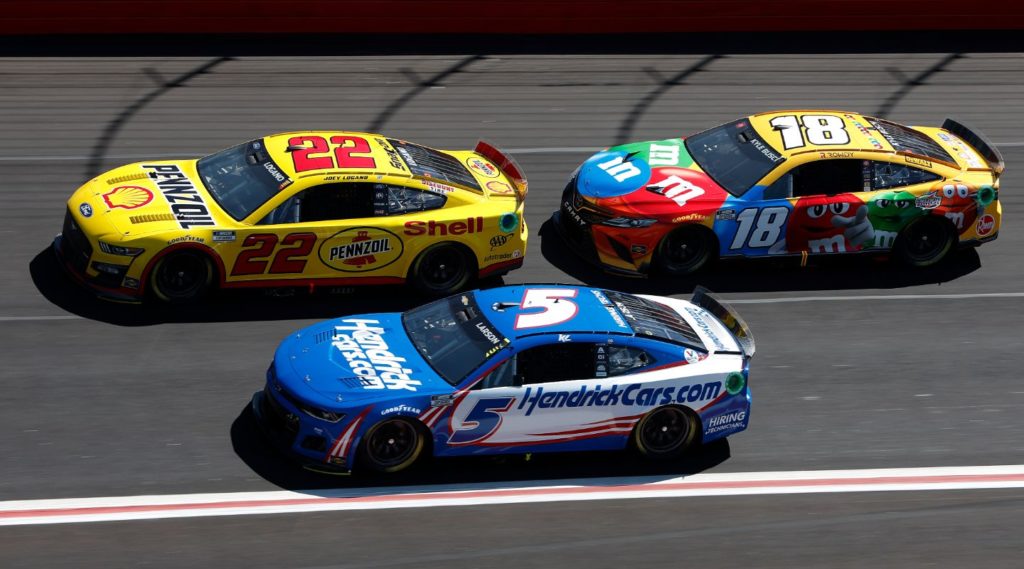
[{"left": 55, "top": 133, "right": 528, "bottom": 302}]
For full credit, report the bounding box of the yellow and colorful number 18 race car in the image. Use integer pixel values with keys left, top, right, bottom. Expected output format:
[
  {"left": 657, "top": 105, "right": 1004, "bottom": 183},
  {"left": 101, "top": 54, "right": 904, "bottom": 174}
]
[
  {"left": 556, "top": 110, "right": 1002, "bottom": 275},
  {"left": 55, "top": 133, "right": 528, "bottom": 302}
]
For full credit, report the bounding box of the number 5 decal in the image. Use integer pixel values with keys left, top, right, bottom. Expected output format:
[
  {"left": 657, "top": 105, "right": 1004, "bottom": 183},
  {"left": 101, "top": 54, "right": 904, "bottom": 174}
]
[
  {"left": 449, "top": 396, "right": 515, "bottom": 445},
  {"left": 514, "top": 288, "right": 579, "bottom": 330}
]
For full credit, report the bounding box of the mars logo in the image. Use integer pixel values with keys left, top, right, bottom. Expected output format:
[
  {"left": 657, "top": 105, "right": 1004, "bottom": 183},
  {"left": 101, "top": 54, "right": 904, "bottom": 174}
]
[
  {"left": 976, "top": 214, "right": 995, "bottom": 236},
  {"left": 466, "top": 157, "right": 499, "bottom": 178},
  {"left": 319, "top": 227, "right": 403, "bottom": 272},
  {"left": 102, "top": 186, "right": 154, "bottom": 210}
]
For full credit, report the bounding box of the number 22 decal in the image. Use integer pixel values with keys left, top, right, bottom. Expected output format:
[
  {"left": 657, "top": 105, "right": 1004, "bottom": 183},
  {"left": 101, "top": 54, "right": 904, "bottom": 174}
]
[
  {"left": 231, "top": 232, "right": 317, "bottom": 276},
  {"left": 769, "top": 114, "right": 850, "bottom": 150},
  {"left": 514, "top": 288, "right": 579, "bottom": 330},
  {"left": 730, "top": 207, "right": 789, "bottom": 250},
  {"left": 287, "top": 135, "right": 376, "bottom": 172}
]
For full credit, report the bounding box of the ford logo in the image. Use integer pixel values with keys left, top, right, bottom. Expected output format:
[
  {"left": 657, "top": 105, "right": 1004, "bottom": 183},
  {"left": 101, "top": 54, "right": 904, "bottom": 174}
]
[{"left": 79, "top": 203, "right": 93, "bottom": 218}]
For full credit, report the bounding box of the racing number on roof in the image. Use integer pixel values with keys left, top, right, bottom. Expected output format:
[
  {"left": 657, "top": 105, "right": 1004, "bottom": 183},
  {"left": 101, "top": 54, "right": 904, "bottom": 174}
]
[
  {"left": 514, "top": 288, "right": 579, "bottom": 330},
  {"left": 287, "top": 135, "right": 377, "bottom": 172},
  {"left": 230, "top": 232, "right": 317, "bottom": 276},
  {"left": 769, "top": 115, "right": 850, "bottom": 150}
]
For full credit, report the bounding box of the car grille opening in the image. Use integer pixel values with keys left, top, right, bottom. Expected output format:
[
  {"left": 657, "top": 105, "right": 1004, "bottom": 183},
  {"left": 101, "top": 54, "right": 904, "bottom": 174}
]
[{"left": 262, "top": 387, "right": 300, "bottom": 444}]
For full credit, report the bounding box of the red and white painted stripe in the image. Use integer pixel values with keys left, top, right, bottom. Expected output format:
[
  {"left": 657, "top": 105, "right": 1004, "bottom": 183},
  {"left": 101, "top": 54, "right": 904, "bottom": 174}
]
[{"left": 3, "top": 465, "right": 1024, "bottom": 526}]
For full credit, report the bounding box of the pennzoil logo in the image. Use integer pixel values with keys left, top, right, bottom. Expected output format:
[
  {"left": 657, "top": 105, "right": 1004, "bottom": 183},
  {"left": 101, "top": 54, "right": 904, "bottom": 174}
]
[
  {"left": 466, "top": 157, "right": 499, "bottom": 178},
  {"left": 102, "top": 185, "right": 154, "bottom": 210},
  {"left": 319, "top": 227, "right": 403, "bottom": 272}
]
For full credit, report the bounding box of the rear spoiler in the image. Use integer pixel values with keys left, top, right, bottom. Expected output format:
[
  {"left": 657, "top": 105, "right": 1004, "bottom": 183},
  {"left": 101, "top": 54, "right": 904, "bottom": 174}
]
[
  {"left": 474, "top": 140, "right": 528, "bottom": 206},
  {"left": 691, "top": 287, "right": 755, "bottom": 358},
  {"left": 941, "top": 118, "right": 1005, "bottom": 175}
]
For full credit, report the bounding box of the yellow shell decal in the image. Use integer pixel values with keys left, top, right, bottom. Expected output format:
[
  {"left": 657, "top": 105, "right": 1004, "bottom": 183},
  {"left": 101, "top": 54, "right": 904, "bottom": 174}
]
[
  {"left": 319, "top": 227, "right": 404, "bottom": 273},
  {"left": 103, "top": 185, "right": 154, "bottom": 210},
  {"left": 485, "top": 180, "right": 515, "bottom": 195}
]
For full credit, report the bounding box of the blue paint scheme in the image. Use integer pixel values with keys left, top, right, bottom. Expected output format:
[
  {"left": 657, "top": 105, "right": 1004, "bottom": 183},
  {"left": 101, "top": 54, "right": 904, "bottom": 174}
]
[
  {"left": 712, "top": 191, "right": 796, "bottom": 258},
  {"left": 576, "top": 150, "right": 652, "bottom": 198},
  {"left": 253, "top": 284, "right": 752, "bottom": 472}
]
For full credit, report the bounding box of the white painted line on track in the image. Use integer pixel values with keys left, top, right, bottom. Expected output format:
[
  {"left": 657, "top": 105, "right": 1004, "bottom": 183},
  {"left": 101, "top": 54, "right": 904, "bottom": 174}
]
[
  {"left": 726, "top": 292, "right": 1024, "bottom": 304},
  {"left": 1, "top": 140, "right": 1021, "bottom": 162},
  {"left": 3, "top": 291, "right": 1024, "bottom": 322},
  {"left": 0, "top": 315, "right": 82, "bottom": 321},
  {"left": 3, "top": 465, "right": 1023, "bottom": 526}
]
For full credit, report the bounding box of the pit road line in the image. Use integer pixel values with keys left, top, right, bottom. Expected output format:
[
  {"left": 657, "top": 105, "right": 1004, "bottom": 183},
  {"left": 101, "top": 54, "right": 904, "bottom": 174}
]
[{"left": 2, "top": 465, "right": 1023, "bottom": 526}]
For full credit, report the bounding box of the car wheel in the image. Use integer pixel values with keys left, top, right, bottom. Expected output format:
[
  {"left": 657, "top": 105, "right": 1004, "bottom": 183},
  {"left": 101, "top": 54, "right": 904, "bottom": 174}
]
[
  {"left": 360, "top": 418, "right": 426, "bottom": 474},
  {"left": 655, "top": 225, "right": 715, "bottom": 276},
  {"left": 409, "top": 243, "right": 474, "bottom": 296},
  {"left": 894, "top": 216, "right": 955, "bottom": 267},
  {"left": 633, "top": 406, "right": 699, "bottom": 459},
  {"left": 149, "top": 251, "right": 213, "bottom": 303}
]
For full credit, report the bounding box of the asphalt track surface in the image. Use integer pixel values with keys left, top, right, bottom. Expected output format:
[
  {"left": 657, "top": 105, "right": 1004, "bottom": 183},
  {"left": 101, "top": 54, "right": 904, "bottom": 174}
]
[{"left": 2, "top": 52, "right": 1024, "bottom": 566}]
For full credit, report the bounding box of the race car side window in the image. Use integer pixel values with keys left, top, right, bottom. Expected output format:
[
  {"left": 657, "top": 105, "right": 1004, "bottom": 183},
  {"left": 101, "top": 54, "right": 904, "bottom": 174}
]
[
  {"left": 516, "top": 343, "right": 596, "bottom": 385},
  {"left": 386, "top": 186, "right": 446, "bottom": 215},
  {"left": 870, "top": 161, "right": 940, "bottom": 190},
  {"left": 258, "top": 183, "right": 377, "bottom": 224},
  {"left": 604, "top": 345, "right": 654, "bottom": 377},
  {"left": 789, "top": 159, "right": 869, "bottom": 197}
]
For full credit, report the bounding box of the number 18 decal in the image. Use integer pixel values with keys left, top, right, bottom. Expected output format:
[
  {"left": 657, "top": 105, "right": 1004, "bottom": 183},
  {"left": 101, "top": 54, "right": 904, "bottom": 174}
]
[
  {"left": 514, "top": 288, "right": 579, "bottom": 330},
  {"left": 768, "top": 114, "right": 850, "bottom": 150},
  {"left": 730, "top": 207, "right": 789, "bottom": 249}
]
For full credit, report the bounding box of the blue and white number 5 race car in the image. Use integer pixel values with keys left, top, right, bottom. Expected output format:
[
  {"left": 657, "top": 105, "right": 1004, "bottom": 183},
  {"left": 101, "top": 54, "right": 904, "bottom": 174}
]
[{"left": 252, "top": 285, "right": 755, "bottom": 473}]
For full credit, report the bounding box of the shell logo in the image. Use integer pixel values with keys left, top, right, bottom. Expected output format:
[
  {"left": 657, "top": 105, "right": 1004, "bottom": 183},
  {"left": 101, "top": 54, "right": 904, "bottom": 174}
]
[
  {"left": 102, "top": 185, "right": 154, "bottom": 210},
  {"left": 319, "top": 227, "right": 404, "bottom": 273}
]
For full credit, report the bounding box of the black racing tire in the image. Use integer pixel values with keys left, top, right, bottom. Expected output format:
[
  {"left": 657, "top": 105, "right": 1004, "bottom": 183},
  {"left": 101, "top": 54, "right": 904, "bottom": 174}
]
[
  {"left": 408, "top": 243, "right": 475, "bottom": 296},
  {"left": 359, "top": 417, "right": 427, "bottom": 474},
  {"left": 632, "top": 406, "right": 700, "bottom": 460},
  {"left": 149, "top": 250, "right": 214, "bottom": 303},
  {"left": 894, "top": 216, "right": 956, "bottom": 268},
  {"left": 654, "top": 225, "right": 716, "bottom": 276}
]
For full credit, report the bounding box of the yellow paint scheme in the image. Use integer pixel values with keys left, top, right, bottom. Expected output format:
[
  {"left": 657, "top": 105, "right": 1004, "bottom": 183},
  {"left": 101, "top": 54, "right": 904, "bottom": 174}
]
[{"left": 61, "top": 132, "right": 527, "bottom": 299}]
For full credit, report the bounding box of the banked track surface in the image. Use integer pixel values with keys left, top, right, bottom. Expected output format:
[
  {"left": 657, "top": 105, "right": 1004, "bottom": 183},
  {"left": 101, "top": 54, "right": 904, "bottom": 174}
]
[{"left": 1, "top": 53, "right": 1024, "bottom": 567}]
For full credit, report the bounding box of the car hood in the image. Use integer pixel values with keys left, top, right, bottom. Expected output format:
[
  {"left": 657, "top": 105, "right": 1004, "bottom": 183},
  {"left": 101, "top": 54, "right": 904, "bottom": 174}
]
[
  {"left": 69, "top": 160, "right": 229, "bottom": 238},
  {"left": 575, "top": 138, "right": 731, "bottom": 220},
  {"left": 274, "top": 313, "right": 453, "bottom": 406}
]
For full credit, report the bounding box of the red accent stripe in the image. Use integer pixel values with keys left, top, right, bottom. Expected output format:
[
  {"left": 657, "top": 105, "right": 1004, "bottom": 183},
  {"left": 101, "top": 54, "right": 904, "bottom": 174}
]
[
  {"left": 583, "top": 413, "right": 644, "bottom": 426},
  {"left": 529, "top": 422, "right": 636, "bottom": 437},
  {"left": 9, "top": 472, "right": 1024, "bottom": 520},
  {"left": 223, "top": 276, "right": 405, "bottom": 289},
  {"left": 478, "top": 257, "right": 523, "bottom": 278}
]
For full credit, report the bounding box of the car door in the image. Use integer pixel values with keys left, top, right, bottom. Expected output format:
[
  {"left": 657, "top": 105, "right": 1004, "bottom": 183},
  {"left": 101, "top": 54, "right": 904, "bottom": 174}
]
[
  {"left": 444, "top": 340, "right": 659, "bottom": 452},
  {"left": 224, "top": 181, "right": 412, "bottom": 284}
]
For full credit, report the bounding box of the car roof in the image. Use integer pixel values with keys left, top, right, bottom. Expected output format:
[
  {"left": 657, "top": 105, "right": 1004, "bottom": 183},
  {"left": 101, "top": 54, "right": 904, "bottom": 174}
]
[
  {"left": 747, "top": 110, "right": 899, "bottom": 156},
  {"left": 259, "top": 131, "right": 484, "bottom": 191},
  {"left": 474, "top": 285, "right": 637, "bottom": 340}
]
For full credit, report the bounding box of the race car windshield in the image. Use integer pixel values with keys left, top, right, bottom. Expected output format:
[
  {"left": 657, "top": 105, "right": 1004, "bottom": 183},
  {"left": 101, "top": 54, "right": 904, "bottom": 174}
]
[
  {"left": 602, "top": 290, "right": 705, "bottom": 350},
  {"left": 684, "top": 120, "right": 785, "bottom": 196},
  {"left": 402, "top": 294, "right": 508, "bottom": 386},
  {"left": 197, "top": 140, "right": 292, "bottom": 221}
]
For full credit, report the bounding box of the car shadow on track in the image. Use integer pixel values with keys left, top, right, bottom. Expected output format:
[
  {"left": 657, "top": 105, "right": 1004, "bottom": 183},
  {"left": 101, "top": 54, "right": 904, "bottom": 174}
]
[
  {"left": 29, "top": 247, "right": 506, "bottom": 326},
  {"left": 538, "top": 219, "right": 982, "bottom": 296},
  {"left": 230, "top": 404, "right": 731, "bottom": 493}
]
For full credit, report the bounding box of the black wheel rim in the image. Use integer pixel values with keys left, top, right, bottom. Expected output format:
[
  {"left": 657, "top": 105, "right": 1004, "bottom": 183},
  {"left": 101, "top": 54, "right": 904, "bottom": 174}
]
[
  {"left": 640, "top": 408, "right": 690, "bottom": 454},
  {"left": 156, "top": 253, "right": 207, "bottom": 299},
  {"left": 366, "top": 420, "right": 418, "bottom": 468},
  {"left": 904, "top": 220, "right": 949, "bottom": 262},
  {"left": 662, "top": 230, "right": 707, "bottom": 273},
  {"left": 419, "top": 248, "right": 466, "bottom": 292}
]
